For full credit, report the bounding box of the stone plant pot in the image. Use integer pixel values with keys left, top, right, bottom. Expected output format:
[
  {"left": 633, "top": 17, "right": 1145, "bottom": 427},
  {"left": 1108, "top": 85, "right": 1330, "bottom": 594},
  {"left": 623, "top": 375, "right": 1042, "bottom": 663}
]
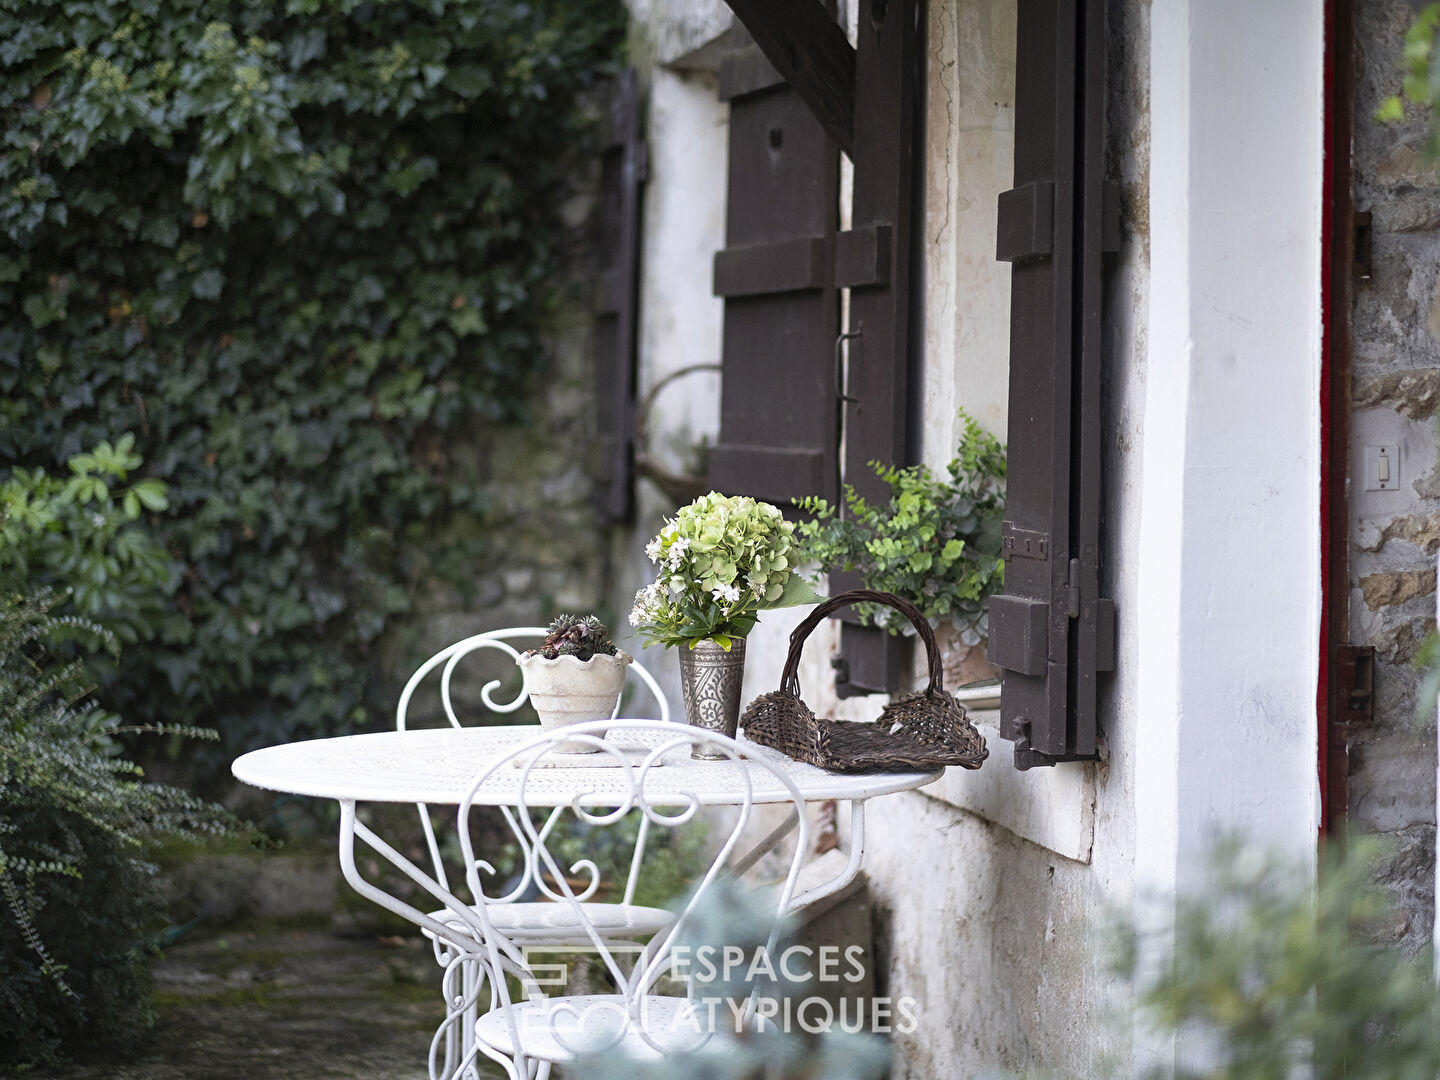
[
  {"left": 929, "top": 622, "right": 998, "bottom": 688},
  {"left": 516, "top": 650, "right": 633, "bottom": 753}
]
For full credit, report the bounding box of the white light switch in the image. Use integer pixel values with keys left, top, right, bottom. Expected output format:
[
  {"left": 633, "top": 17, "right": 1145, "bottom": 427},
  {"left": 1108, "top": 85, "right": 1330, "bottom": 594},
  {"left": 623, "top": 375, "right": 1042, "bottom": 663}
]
[{"left": 1364, "top": 445, "right": 1400, "bottom": 491}]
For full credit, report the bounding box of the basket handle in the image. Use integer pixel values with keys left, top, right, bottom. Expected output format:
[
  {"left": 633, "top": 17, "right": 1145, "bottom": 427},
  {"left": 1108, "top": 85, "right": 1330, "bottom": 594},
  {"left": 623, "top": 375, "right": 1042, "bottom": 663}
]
[{"left": 779, "top": 589, "right": 944, "bottom": 699}]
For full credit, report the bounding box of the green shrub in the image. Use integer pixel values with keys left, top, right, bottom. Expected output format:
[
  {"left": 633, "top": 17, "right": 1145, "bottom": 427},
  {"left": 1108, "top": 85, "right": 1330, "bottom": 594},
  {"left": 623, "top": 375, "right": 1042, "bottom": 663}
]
[
  {"left": 0, "top": 591, "right": 235, "bottom": 1070},
  {"left": 0, "top": 0, "right": 625, "bottom": 759},
  {"left": 793, "top": 414, "right": 1006, "bottom": 643},
  {"left": 0, "top": 443, "right": 235, "bottom": 1068},
  {"left": 1115, "top": 837, "right": 1440, "bottom": 1079}
]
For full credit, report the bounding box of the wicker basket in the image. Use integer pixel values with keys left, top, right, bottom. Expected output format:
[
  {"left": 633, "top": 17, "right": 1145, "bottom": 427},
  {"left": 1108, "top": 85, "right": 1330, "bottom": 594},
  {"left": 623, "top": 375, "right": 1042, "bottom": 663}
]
[{"left": 740, "top": 589, "right": 988, "bottom": 773}]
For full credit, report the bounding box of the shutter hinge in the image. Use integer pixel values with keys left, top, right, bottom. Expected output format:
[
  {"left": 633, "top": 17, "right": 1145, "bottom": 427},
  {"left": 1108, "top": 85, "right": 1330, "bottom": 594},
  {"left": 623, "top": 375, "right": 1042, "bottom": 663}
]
[
  {"left": 1065, "top": 557, "right": 1081, "bottom": 619},
  {"left": 1336, "top": 644, "right": 1375, "bottom": 723},
  {"left": 1002, "top": 523, "right": 1050, "bottom": 561},
  {"left": 1353, "top": 210, "right": 1371, "bottom": 282},
  {"left": 999, "top": 712, "right": 1028, "bottom": 743},
  {"left": 1000, "top": 715, "right": 1080, "bottom": 772},
  {"left": 832, "top": 653, "right": 870, "bottom": 700}
]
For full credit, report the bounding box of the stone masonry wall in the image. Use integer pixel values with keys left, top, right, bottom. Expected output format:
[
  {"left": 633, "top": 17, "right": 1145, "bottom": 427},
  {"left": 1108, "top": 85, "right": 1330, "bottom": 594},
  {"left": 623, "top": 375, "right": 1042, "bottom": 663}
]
[{"left": 1350, "top": 0, "right": 1440, "bottom": 955}]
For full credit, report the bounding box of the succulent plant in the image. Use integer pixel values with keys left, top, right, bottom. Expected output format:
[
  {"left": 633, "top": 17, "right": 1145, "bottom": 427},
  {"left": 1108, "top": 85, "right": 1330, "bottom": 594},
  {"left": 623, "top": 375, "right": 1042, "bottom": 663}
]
[{"left": 529, "top": 614, "right": 618, "bottom": 662}]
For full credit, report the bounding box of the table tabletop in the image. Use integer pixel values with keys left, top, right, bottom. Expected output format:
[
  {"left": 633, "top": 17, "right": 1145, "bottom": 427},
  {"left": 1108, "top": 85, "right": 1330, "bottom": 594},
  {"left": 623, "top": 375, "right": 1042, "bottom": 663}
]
[{"left": 232, "top": 723, "right": 941, "bottom": 807}]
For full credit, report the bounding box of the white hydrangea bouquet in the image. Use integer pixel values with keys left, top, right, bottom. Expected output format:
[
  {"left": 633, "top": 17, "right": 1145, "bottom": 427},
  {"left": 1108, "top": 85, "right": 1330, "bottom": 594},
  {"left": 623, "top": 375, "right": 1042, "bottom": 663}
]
[{"left": 630, "top": 492, "right": 823, "bottom": 651}]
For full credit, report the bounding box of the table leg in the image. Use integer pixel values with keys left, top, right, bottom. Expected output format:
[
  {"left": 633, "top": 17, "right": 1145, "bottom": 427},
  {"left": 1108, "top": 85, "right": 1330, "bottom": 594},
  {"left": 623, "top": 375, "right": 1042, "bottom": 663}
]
[
  {"left": 719, "top": 800, "right": 867, "bottom": 911},
  {"left": 337, "top": 801, "right": 540, "bottom": 1080},
  {"left": 727, "top": 806, "right": 801, "bottom": 876},
  {"left": 788, "top": 800, "right": 866, "bottom": 911},
  {"left": 338, "top": 802, "right": 486, "bottom": 952}
]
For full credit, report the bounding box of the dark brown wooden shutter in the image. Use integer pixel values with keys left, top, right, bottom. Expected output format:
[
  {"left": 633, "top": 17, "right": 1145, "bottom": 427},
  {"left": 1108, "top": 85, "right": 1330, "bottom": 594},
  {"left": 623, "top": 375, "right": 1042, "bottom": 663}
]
[
  {"left": 594, "top": 69, "right": 646, "bottom": 522},
  {"left": 711, "top": 2, "right": 918, "bottom": 698},
  {"left": 831, "top": 0, "right": 919, "bottom": 698},
  {"left": 988, "top": 0, "right": 1116, "bottom": 768},
  {"left": 708, "top": 49, "right": 841, "bottom": 507}
]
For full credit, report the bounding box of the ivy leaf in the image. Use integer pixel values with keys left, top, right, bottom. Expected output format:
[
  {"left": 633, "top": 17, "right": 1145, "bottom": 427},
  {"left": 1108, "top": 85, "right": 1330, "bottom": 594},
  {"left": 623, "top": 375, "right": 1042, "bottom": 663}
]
[
  {"left": 132, "top": 479, "right": 168, "bottom": 511},
  {"left": 191, "top": 268, "right": 225, "bottom": 299}
]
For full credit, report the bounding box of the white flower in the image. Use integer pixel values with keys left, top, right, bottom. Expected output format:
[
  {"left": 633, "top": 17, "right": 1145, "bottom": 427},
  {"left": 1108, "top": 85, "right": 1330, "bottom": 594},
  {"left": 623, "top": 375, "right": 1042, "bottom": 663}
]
[
  {"left": 747, "top": 573, "right": 767, "bottom": 597},
  {"left": 714, "top": 581, "right": 741, "bottom": 604},
  {"left": 644, "top": 538, "right": 661, "bottom": 563},
  {"left": 628, "top": 606, "right": 645, "bottom": 627}
]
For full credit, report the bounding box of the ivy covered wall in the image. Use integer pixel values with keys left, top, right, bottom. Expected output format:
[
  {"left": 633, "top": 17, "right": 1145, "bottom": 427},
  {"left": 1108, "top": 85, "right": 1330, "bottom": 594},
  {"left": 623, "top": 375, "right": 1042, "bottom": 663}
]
[{"left": 0, "top": 0, "right": 626, "bottom": 759}]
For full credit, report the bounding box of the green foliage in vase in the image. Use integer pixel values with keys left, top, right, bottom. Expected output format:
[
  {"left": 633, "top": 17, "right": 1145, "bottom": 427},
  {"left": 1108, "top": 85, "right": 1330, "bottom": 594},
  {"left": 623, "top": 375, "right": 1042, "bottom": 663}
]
[
  {"left": 0, "top": 591, "right": 237, "bottom": 1070},
  {"left": 1114, "top": 836, "right": 1440, "bottom": 1080},
  {"left": 0, "top": 0, "right": 625, "bottom": 760},
  {"left": 793, "top": 415, "right": 1006, "bottom": 644},
  {"left": 630, "top": 493, "right": 823, "bottom": 651},
  {"left": 1377, "top": 3, "right": 1440, "bottom": 161},
  {"left": 531, "top": 613, "right": 618, "bottom": 662}
]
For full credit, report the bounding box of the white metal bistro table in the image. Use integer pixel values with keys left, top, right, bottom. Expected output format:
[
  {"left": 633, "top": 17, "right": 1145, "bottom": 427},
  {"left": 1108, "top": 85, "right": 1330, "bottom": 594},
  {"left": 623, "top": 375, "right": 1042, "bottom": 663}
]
[{"left": 231, "top": 722, "right": 940, "bottom": 1074}]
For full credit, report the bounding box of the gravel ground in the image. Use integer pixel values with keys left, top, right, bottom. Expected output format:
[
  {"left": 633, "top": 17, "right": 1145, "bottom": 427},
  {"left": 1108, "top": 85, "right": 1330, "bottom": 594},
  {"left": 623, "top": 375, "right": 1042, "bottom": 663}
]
[{"left": 28, "top": 924, "right": 503, "bottom": 1080}]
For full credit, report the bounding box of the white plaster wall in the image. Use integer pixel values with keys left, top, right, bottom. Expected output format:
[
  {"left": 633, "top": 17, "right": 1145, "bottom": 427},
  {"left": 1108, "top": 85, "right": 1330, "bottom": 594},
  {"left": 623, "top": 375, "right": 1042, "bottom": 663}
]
[
  {"left": 1135, "top": 0, "right": 1323, "bottom": 887},
  {"left": 1134, "top": 0, "right": 1323, "bottom": 1068}
]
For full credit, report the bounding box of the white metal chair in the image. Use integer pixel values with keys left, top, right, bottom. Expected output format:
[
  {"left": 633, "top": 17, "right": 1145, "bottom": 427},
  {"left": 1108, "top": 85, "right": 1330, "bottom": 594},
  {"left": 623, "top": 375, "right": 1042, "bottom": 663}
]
[
  {"left": 397, "top": 628, "right": 676, "bottom": 1079},
  {"left": 452, "top": 720, "right": 810, "bottom": 1079}
]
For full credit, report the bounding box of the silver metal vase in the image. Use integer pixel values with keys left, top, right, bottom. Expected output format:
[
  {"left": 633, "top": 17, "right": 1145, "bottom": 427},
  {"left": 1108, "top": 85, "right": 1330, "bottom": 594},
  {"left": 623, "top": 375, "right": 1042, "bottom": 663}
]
[{"left": 677, "top": 637, "right": 747, "bottom": 759}]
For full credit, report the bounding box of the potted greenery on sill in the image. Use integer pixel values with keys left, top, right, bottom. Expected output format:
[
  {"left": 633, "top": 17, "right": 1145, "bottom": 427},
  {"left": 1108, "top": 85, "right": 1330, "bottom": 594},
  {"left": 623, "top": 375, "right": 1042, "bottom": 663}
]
[{"left": 792, "top": 414, "right": 1006, "bottom": 682}]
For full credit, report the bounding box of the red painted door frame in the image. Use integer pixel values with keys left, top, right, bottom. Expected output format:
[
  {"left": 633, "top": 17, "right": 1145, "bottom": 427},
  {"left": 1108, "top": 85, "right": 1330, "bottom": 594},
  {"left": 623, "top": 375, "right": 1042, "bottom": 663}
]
[{"left": 1319, "top": 0, "right": 1356, "bottom": 837}]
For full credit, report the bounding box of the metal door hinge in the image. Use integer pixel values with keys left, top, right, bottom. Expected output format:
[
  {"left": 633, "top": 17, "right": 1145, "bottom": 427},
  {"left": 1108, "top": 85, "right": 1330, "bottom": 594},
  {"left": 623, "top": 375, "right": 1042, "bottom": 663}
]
[
  {"left": 1353, "top": 210, "right": 1372, "bottom": 281},
  {"left": 1336, "top": 644, "right": 1375, "bottom": 723},
  {"left": 1065, "top": 557, "right": 1081, "bottom": 619}
]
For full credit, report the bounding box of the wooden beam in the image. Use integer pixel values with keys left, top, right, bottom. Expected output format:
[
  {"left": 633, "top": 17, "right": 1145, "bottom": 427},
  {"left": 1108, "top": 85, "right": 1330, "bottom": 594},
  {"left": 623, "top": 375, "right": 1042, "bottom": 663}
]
[{"left": 721, "top": 0, "right": 855, "bottom": 157}]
